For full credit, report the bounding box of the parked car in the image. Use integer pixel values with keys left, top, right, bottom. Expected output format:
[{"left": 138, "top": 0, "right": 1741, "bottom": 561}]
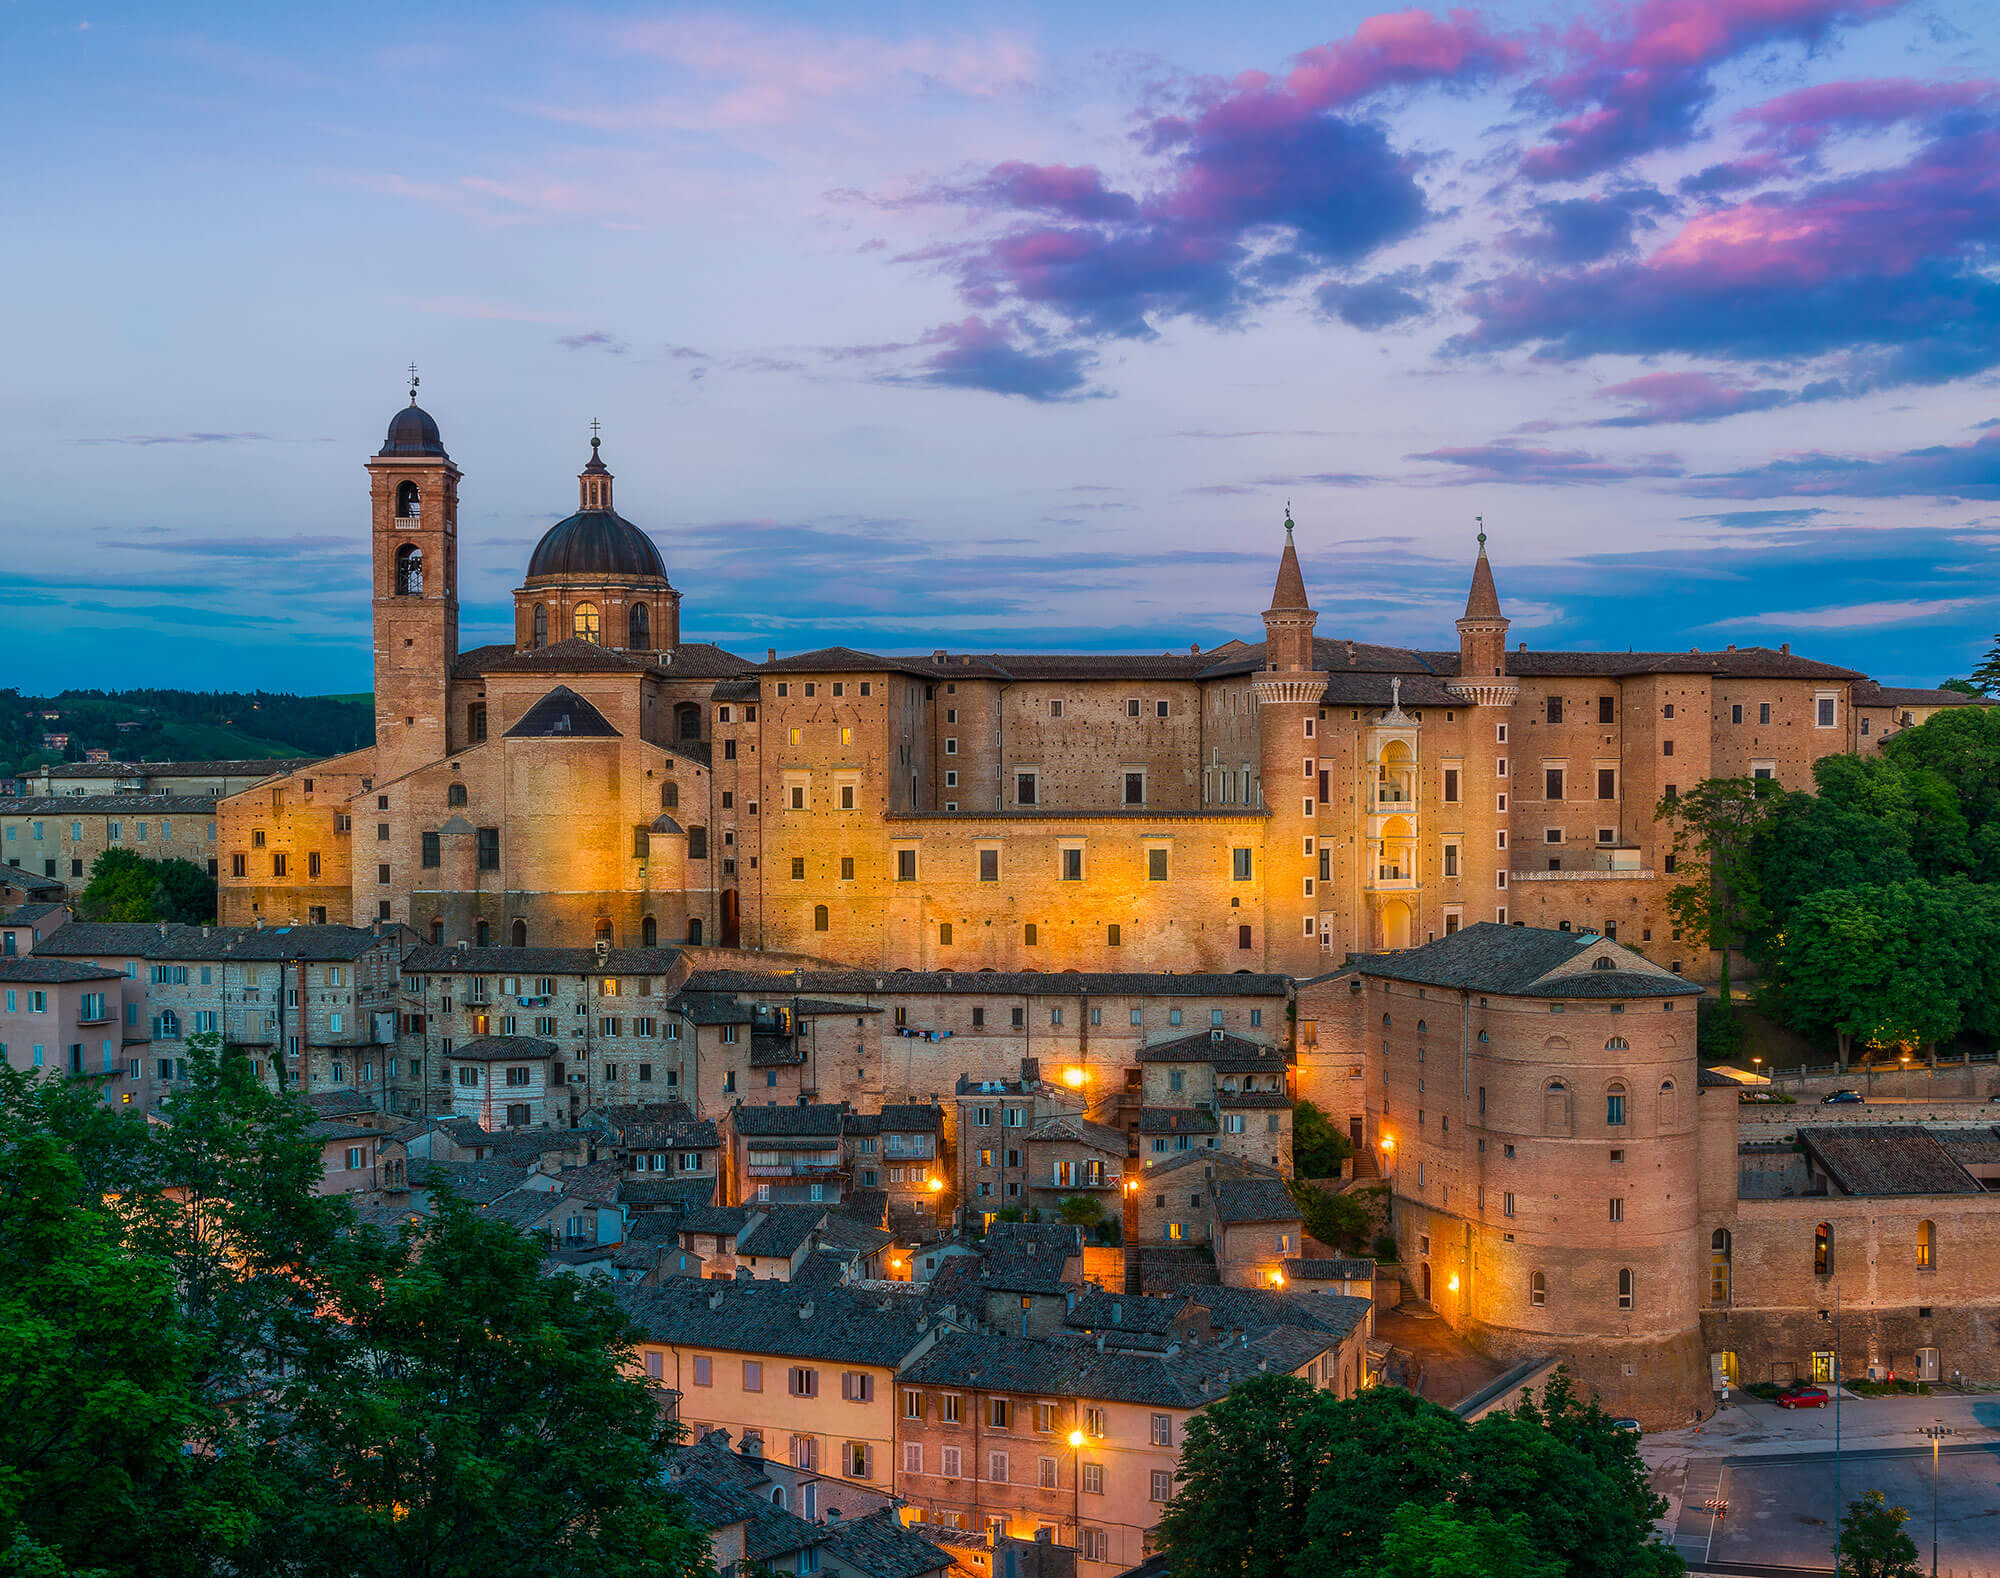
[
  {"left": 1821, "top": 1090, "right": 1864, "bottom": 1105},
  {"left": 1741, "top": 1089, "right": 1782, "bottom": 1103},
  {"left": 1610, "top": 1417, "right": 1643, "bottom": 1434},
  {"left": 1776, "top": 1384, "right": 1830, "bottom": 1409}
]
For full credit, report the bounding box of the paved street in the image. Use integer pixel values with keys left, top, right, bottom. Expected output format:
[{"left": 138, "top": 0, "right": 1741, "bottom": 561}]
[{"left": 1646, "top": 1391, "right": 2000, "bottom": 1573}]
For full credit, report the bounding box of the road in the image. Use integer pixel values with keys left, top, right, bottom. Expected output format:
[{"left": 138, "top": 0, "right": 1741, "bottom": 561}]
[{"left": 1643, "top": 1390, "right": 2000, "bottom": 1573}]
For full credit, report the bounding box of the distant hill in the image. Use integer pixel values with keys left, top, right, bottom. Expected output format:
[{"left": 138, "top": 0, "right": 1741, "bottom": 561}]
[{"left": 0, "top": 689, "right": 374, "bottom": 779}]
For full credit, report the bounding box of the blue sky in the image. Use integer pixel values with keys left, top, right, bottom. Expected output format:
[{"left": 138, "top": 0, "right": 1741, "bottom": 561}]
[{"left": 6, "top": 0, "right": 1999, "bottom": 694}]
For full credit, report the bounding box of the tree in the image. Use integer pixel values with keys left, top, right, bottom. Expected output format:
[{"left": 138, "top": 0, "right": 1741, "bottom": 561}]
[
  {"left": 0, "top": 1072, "right": 207, "bottom": 1578},
  {"left": 1367, "top": 1503, "right": 1560, "bottom": 1578},
  {"left": 77, "top": 848, "right": 217, "bottom": 925},
  {"left": 1295, "top": 1386, "right": 1473, "bottom": 1571},
  {"left": 1837, "top": 1489, "right": 1922, "bottom": 1578},
  {"left": 1964, "top": 634, "right": 2000, "bottom": 697},
  {"left": 1292, "top": 1099, "right": 1354, "bottom": 1178},
  {"left": 1289, "top": 1179, "right": 1381, "bottom": 1254},
  {"left": 1656, "top": 777, "right": 1783, "bottom": 1005},
  {"left": 251, "top": 1197, "right": 713, "bottom": 1578},
  {"left": 1057, "top": 1195, "right": 1105, "bottom": 1228}
]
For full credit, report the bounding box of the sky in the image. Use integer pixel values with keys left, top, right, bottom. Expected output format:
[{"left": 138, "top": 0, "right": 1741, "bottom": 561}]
[{"left": 6, "top": 0, "right": 2000, "bottom": 695}]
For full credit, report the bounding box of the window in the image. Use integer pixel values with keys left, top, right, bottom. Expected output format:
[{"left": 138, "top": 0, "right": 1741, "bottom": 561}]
[
  {"left": 1503, "top": 1192, "right": 1515, "bottom": 1217},
  {"left": 1917, "top": 1218, "right": 1935, "bottom": 1270},
  {"left": 1124, "top": 772, "right": 1144, "bottom": 806},
  {"left": 1608, "top": 1197, "right": 1623, "bottom": 1223},
  {"left": 1084, "top": 1406, "right": 1106, "bottom": 1437},
  {"left": 1546, "top": 696, "right": 1562, "bottom": 724},
  {"left": 1598, "top": 695, "right": 1615, "bottom": 724},
  {"left": 1081, "top": 1529, "right": 1108, "bottom": 1563},
  {"left": 1062, "top": 847, "right": 1083, "bottom": 881},
  {"left": 1606, "top": 1086, "right": 1626, "bottom": 1126},
  {"left": 903, "top": 1388, "right": 924, "bottom": 1420},
  {"left": 1759, "top": 701, "right": 1772, "bottom": 724},
  {"left": 1816, "top": 694, "right": 1837, "bottom": 728},
  {"left": 941, "top": 1446, "right": 962, "bottom": 1478},
  {"left": 1081, "top": 1463, "right": 1103, "bottom": 1495},
  {"left": 1617, "top": 1268, "right": 1634, "bottom": 1310},
  {"left": 1147, "top": 847, "right": 1168, "bottom": 881},
  {"left": 571, "top": 602, "right": 600, "bottom": 642},
  {"left": 1107, "top": 924, "right": 1121, "bottom": 947},
  {"left": 1814, "top": 1222, "right": 1833, "bottom": 1276},
  {"left": 1016, "top": 771, "right": 1037, "bottom": 806},
  {"left": 1443, "top": 767, "right": 1459, "bottom": 803},
  {"left": 1530, "top": 1271, "right": 1546, "bottom": 1306},
  {"left": 944, "top": 738, "right": 957, "bottom": 755},
  {"left": 979, "top": 849, "right": 999, "bottom": 882},
  {"left": 1662, "top": 739, "right": 1674, "bottom": 758},
  {"left": 1544, "top": 767, "right": 1564, "bottom": 801},
  {"left": 476, "top": 827, "right": 500, "bottom": 871},
  {"left": 897, "top": 849, "right": 917, "bottom": 882},
  {"left": 789, "top": 1366, "right": 818, "bottom": 1398},
  {"left": 1151, "top": 1469, "right": 1173, "bottom": 1502},
  {"left": 939, "top": 922, "right": 953, "bottom": 945},
  {"left": 842, "top": 1371, "right": 874, "bottom": 1403},
  {"left": 1710, "top": 1229, "right": 1731, "bottom": 1305}
]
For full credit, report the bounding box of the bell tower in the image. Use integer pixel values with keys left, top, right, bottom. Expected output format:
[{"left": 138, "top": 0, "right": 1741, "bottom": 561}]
[
  {"left": 367, "top": 370, "right": 461, "bottom": 783},
  {"left": 1254, "top": 510, "right": 1330, "bottom": 973}
]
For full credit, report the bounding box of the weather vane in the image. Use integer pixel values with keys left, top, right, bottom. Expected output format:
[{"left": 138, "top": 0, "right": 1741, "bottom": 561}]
[
  {"left": 407, "top": 363, "right": 420, "bottom": 406},
  {"left": 1476, "top": 512, "right": 1485, "bottom": 547}
]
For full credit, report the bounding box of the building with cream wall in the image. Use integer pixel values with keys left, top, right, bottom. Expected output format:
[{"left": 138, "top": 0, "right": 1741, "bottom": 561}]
[{"left": 214, "top": 396, "right": 1962, "bottom": 983}]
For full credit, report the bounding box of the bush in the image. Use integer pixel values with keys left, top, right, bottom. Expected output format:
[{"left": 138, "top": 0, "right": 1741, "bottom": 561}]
[
  {"left": 1698, "top": 999, "right": 1744, "bottom": 1062},
  {"left": 1373, "top": 1233, "right": 1398, "bottom": 1263}
]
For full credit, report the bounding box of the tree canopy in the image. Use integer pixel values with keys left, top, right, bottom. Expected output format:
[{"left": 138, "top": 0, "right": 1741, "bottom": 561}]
[
  {"left": 1157, "top": 1369, "right": 1680, "bottom": 1578},
  {"left": 78, "top": 847, "right": 218, "bottom": 925},
  {"left": 0, "top": 1034, "right": 712, "bottom": 1578}
]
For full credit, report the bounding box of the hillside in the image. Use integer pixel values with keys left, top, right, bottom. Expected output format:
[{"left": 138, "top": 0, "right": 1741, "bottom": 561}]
[{"left": 0, "top": 689, "right": 374, "bottom": 779}]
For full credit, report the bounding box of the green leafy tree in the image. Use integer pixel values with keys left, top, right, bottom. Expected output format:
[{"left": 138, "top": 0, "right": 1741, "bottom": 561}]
[
  {"left": 1367, "top": 1503, "right": 1560, "bottom": 1578},
  {"left": 1964, "top": 635, "right": 2000, "bottom": 697},
  {"left": 1295, "top": 1386, "right": 1472, "bottom": 1571},
  {"left": 1289, "top": 1180, "right": 1380, "bottom": 1254},
  {"left": 1656, "top": 777, "right": 1783, "bottom": 1005},
  {"left": 77, "top": 848, "right": 217, "bottom": 925},
  {"left": 250, "top": 1196, "right": 713, "bottom": 1578},
  {"left": 0, "top": 1071, "right": 205, "bottom": 1577},
  {"left": 1057, "top": 1195, "right": 1105, "bottom": 1228},
  {"left": 1292, "top": 1099, "right": 1354, "bottom": 1177},
  {"left": 1837, "top": 1489, "right": 1922, "bottom": 1578}
]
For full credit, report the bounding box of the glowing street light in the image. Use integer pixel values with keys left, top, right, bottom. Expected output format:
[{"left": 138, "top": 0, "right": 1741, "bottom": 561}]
[
  {"left": 1067, "top": 1429, "right": 1086, "bottom": 1449},
  {"left": 926, "top": 1177, "right": 944, "bottom": 1193},
  {"left": 1268, "top": 1270, "right": 1286, "bottom": 1288},
  {"left": 1063, "top": 1066, "right": 1087, "bottom": 1089}
]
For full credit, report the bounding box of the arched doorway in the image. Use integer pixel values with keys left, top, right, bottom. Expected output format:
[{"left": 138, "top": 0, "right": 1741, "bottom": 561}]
[
  {"left": 1381, "top": 899, "right": 1413, "bottom": 950},
  {"left": 1420, "top": 1262, "right": 1432, "bottom": 1303},
  {"left": 510, "top": 918, "right": 527, "bottom": 947}
]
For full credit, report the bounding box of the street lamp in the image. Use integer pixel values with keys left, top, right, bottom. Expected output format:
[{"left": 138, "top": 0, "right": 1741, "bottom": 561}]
[
  {"left": 1063, "top": 1066, "right": 1087, "bottom": 1089},
  {"left": 1922, "top": 1423, "right": 1953, "bottom": 1577},
  {"left": 1068, "top": 1427, "right": 1087, "bottom": 1547}
]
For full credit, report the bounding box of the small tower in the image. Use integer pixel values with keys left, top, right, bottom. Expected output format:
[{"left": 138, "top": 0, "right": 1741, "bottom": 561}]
[
  {"left": 1447, "top": 523, "right": 1518, "bottom": 708},
  {"left": 1254, "top": 509, "right": 1330, "bottom": 972},
  {"left": 367, "top": 371, "right": 461, "bottom": 783}
]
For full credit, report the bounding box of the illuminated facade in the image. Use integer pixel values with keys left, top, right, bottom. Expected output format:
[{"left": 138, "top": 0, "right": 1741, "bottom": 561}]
[{"left": 219, "top": 396, "right": 1951, "bottom": 978}]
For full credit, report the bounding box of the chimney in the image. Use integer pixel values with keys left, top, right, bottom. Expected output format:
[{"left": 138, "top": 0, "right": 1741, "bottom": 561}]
[
  {"left": 1781, "top": 642, "right": 1791, "bottom": 654},
  {"left": 767, "top": 648, "right": 777, "bottom": 662},
  {"left": 798, "top": 1299, "right": 814, "bottom": 1320},
  {"left": 708, "top": 1288, "right": 724, "bottom": 1310}
]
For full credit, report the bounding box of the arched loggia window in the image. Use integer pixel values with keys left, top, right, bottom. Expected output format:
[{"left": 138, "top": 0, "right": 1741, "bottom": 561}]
[
  {"left": 394, "top": 543, "right": 423, "bottom": 596},
  {"left": 396, "top": 481, "right": 421, "bottom": 520},
  {"left": 511, "top": 918, "right": 528, "bottom": 947}
]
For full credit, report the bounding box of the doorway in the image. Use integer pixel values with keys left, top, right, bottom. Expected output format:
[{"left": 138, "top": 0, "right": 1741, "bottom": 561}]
[{"left": 1420, "top": 1262, "right": 1432, "bottom": 1303}]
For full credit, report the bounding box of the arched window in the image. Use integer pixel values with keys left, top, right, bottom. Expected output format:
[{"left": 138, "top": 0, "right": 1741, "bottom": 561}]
[
  {"left": 1416, "top": 1020, "right": 1427, "bottom": 1035},
  {"left": 662, "top": 781, "right": 679, "bottom": 810},
  {"left": 1814, "top": 1222, "right": 1833, "bottom": 1277},
  {"left": 573, "top": 602, "right": 600, "bottom": 642},
  {"left": 396, "top": 480, "right": 420, "bottom": 519},
  {"left": 1659, "top": 1078, "right": 1678, "bottom": 1128},
  {"left": 814, "top": 905, "right": 829, "bottom": 932},
  {"left": 159, "top": 1008, "right": 181, "bottom": 1037},
  {"left": 475, "top": 920, "right": 490, "bottom": 948},
  {"left": 429, "top": 918, "right": 443, "bottom": 944},
  {"left": 1592, "top": 955, "right": 1616, "bottom": 970},
  {"left": 1529, "top": 1271, "right": 1546, "bottom": 1307},
  {"left": 687, "top": 918, "right": 702, "bottom": 945},
  {"left": 1477, "top": 1030, "right": 1489, "bottom": 1043},
  {"left": 1710, "top": 1229, "right": 1732, "bottom": 1305},
  {"left": 594, "top": 918, "right": 614, "bottom": 944},
  {"left": 510, "top": 918, "right": 527, "bottom": 947},
  {"left": 628, "top": 603, "right": 650, "bottom": 649},
  {"left": 1606, "top": 1082, "right": 1627, "bottom": 1127},
  {"left": 448, "top": 783, "right": 467, "bottom": 808},
  {"left": 1917, "top": 1219, "right": 1935, "bottom": 1270},
  {"left": 532, "top": 604, "right": 548, "bottom": 647},
  {"left": 394, "top": 543, "right": 423, "bottom": 596},
  {"left": 1381, "top": 1013, "right": 1392, "bottom": 1026},
  {"left": 1542, "top": 1079, "right": 1571, "bottom": 1136},
  {"left": 1605, "top": 1036, "right": 1629, "bottom": 1050},
  {"left": 642, "top": 915, "right": 657, "bottom": 947},
  {"left": 675, "top": 703, "right": 701, "bottom": 742},
  {"left": 1617, "top": 1268, "right": 1634, "bottom": 1310}
]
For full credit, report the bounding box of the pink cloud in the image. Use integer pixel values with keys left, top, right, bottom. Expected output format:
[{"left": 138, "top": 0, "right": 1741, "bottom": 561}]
[
  {"left": 1281, "top": 8, "right": 1528, "bottom": 108},
  {"left": 1735, "top": 76, "right": 2000, "bottom": 156},
  {"left": 1521, "top": 0, "right": 1910, "bottom": 181},
  {"left": 1594, "top": 371, "right": 1792, "bottom": 425}
]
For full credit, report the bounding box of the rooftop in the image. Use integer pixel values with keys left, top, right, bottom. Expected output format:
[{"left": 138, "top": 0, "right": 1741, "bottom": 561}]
[
  {"left": 1353, "top": 922, "right": 1701, "bottom": 999},
  {"left": 617, "top": 1280, "right": 941, "bottom": 1367},
  {"left": 1800, "top": 1126, "right": 1984, "bottom": 1197},
  {"left": 683, "top": 966, "right": 1289, "bottom": 999},
  {"left": 899, "top": 1327, "right": 1336, "bottom": 1407}
]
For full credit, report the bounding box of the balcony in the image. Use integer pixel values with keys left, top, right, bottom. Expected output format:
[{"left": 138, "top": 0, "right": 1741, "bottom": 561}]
[
  {"left": 1374, "top": 788, "right": 1413, "bottom": 807},
  {"left": 1367, "top": 867, "right": 1418, "bottom": 892}
]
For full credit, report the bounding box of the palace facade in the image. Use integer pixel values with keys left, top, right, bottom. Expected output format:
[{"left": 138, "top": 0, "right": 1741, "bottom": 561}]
[{"left": 215, "top": 397, "right": 1958, "bottom": 977}]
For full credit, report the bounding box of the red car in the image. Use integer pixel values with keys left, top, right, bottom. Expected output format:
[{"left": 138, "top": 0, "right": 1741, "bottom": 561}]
[{"left": 1776, "top": 1384, "right": 1830, "bottom": 1409}]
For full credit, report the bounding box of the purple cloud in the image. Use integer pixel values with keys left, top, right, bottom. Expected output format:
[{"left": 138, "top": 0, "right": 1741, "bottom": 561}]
[
  {"left": 1456, "top": 110, "right": 2000, "bottom": 396},
  {"left": 909, "top": 11, "right": 1523, "bottom": 346},
  {"left": 1594, "top": 371, "right": 1793, "bottom": 426},
  {"left": 1407, "top": 440, "right": 1683, "bottom": 483},
  {"left": 1501, "top": 185, "right": 1675, "bottom": 263},
  {"left": 885, "top": 317, "right": 1100, "bottom": 402},
  {"left": 559, "top": 331, "right": 628, "bottom": 354},
  {"left": 1316, "top": 261, "right": 1459, "bottom": 328},
  {"left": 1677, "top": 156, "right": 1788, "bottom": 197},
  {"left": 1686, "top": 428, "right": 2000, "bottom": 498},
  {"left": 1519, "top": 0, "right": 1909, "bottom": 183},
  {"left": 1735, "top": 76, "right": 2000, "bottom": 159}
]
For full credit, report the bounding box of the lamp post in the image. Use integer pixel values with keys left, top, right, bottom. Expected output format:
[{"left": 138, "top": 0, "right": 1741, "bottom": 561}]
[
  {"left": 1068, "top": 1427, "right": 1086, "bottom": 1552},
  {"left": 1922, "top": 1423, "right": 1953, "bottom": 1577},
  {"left": 1379, "top": 1136, "right": 1397, "bottom": 1242}
]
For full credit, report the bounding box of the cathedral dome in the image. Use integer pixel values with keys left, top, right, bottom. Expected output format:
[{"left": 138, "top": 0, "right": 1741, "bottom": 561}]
[
  {"left": 526, "top": 508, "right": 667, "bottom": 579},
  {"left": 379, "top": 402, "right": 447, "bottom": 459}
]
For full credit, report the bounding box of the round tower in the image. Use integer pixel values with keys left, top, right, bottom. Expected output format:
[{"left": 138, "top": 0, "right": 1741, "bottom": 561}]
[{"left": 1254, "top": 511, "right": 1330, "bottom": 974}]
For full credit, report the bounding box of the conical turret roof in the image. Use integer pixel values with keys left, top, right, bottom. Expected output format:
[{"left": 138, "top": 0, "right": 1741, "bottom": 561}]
[
  {"left": 1267, "top": 514, "right": 1311, "bottom": 613},
  {"left": 1463, "top": 536, "right": 1503, "bottom": 621}
]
